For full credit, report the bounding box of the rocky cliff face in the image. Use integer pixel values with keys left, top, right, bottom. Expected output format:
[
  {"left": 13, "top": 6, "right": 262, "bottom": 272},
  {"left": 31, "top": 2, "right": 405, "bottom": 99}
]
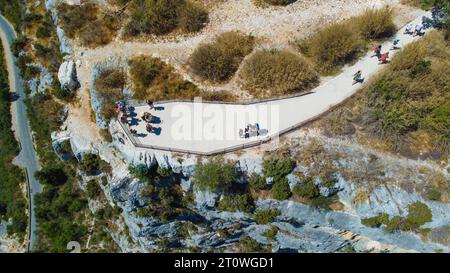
[
  {"left": 49, "top": 120, "right": 450, "bottom": 253},
  {"left": 61, "top": 122, "right": 447, "bottom": 253}
]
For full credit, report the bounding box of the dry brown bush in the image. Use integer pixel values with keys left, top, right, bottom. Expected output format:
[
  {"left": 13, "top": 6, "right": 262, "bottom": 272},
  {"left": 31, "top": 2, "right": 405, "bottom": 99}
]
[{"left": 240, "top": 49, "right": 319, "bottom": 98}]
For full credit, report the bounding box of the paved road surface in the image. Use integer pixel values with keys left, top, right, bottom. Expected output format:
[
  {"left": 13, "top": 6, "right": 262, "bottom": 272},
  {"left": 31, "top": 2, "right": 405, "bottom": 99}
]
[
  {"left": 0, "top": 15, "right": 42, "bottom": 252},
  {"left": 127, "top": 11, "right": 429, "bottom": 154}
]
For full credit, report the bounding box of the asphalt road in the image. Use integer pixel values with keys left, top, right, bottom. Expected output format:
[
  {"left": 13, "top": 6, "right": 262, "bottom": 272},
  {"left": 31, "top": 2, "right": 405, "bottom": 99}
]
[{"left": 0, "top": 15, "right": 42, "bottom": 252}]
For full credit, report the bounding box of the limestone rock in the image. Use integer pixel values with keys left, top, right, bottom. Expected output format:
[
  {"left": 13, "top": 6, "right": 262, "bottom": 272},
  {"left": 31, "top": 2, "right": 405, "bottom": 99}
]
[{"left": 57, "top": 60, "right": 80, "bottom": 92}]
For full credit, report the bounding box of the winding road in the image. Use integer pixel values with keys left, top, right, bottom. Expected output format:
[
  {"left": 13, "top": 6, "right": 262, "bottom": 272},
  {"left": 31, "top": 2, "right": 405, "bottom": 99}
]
[{"left": 0, "top": 15, "right": 42, "bottom": 252}]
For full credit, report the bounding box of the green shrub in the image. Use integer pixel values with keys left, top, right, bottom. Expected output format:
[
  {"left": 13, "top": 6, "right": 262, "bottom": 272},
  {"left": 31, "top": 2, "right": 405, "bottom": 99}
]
[
  {"left": 254, "top": 209, "right": 280, "bottom": 224},
  {"left": 178, "top": 1, "right": 209, "bottom": 32},
  {"left": 298, "top": 22, "right": 364, "bottom": 74},
  {"left": 261, "top": 226, "right": 279, "bottom": 240},
  {"left": 86, "top": 180, "right": 102, "bottom": 199},
  {"left": 292, "top": 176, "right": 320, "bottom": 199},
  {"left": 239, "top": 235, "right": 265, "bottom": 252},
  {"left": 36, "top": 16, "right": 53, "bottom": 39},
  {"left": 240, "top": 49, "right": 319, "bottom": 97},
  {"left": 35, "top": 167, "right": 68, "bottom": 186},
  {"left": 262, "top": 157, "right": 296, "bottom": 182},
  {"left": 298, "top": 7, "right": 395, "bottom": 74},
  {"left": 11, "top": 36, "right": 28, "bottom": 57},
  {"left": 361, "top": 213, "right": 390, "bottom": 228},
  {"left": 216, "top": 193, "right": 255, "bottom": 213},
  {"left": 355, "top": 7, "right": 396, "bottom": 39},
  {"left": 426, "top": 187, "right": 442, "bottom": 201},
  {"left": 78, "top": 16, "right": 120, "bottom": 48},
  {"left": 384, "top": 215, "right": 406, "bottom": 233},
  {"left": 78, "top": 153, "right": 107, "bottom": 175},
  {"left": 361, "top": 32, "right": 450, "bottom": 153},
  {"left": 128, "top": 164, "right": 151, "bottom": 181},
  {"left": 94, "top": 68, "right": 126, "bottom": 122},
  {"left": 271, "top": 178, "right": 291, "bottom": 200},
  {"left": 128, "top": 55, "right": 201, "bottom": 101},
  {"left": 136, "top": 182, "right": 185, "bottom": 223},
  {"left": 189, "top": 31, "right": 255, "bottom": 82},
  {"left": 57, "top": 1, "right": 119, "bottom": 47},
  {"left": 321, "top": 175, "right": 338, "bottom": 188},
  {"left": 156, "top": 167, "right": 173, "bottom": 178},
  {"left": 363, "top": 202, "right": 433, "bottom": 233},
  {"left": 57, "top": 1, "right": 99, "bottom": 38},
  {"left": 248, "top": 173, "right": 267, "bottom": 190},
  {"left": 406, "top": 202, "right": 433, "bottom": 229},
  {"left": 124, "top": 0, "right": 208, "bottom": 37},
  {"left": 192, "top": 158, "right": 237, "bottom": 192}
]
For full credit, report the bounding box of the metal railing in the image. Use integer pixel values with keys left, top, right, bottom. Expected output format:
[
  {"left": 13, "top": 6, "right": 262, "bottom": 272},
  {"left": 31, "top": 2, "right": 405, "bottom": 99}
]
[
  {"left": 117, "top": 89, "right": 353, "bottom": 156},
  {"left": 116, "top": 14, "right": 429, "bottom": 156}
]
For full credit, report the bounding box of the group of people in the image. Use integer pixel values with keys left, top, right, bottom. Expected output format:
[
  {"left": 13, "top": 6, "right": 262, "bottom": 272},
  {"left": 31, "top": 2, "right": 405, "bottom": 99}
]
[
  {"left": 239, "top": 123, "right": 261, "bottom": 139},
  {"left": 353, "top": 36, "right": 401, "bottom": 85},
  {"left": 405, "top": 23, "right": 423, "bottom": 37},
  {"left": 140, "top": 111, "right": 158, "bottom": 133},
  {"left": 371, "top": 45, "right": 390, "bottom": 64}
]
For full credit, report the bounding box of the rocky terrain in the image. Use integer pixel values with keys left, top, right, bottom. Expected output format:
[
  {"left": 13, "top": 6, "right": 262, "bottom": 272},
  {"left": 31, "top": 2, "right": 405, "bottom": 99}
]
[{"left": 48, "top": 118, "right": 450, "bottom": 253}]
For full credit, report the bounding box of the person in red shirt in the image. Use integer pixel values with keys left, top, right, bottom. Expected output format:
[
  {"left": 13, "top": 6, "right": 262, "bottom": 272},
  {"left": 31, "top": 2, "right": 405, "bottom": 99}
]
[{"left": 371, "top": 45, "right": 382, "bottom": 58}]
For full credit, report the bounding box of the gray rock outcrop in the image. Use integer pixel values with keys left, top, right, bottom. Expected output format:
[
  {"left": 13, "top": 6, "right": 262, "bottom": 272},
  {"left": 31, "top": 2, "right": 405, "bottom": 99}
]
[{"left": 57, "top": 60, "right": 80, "bottom": 92}]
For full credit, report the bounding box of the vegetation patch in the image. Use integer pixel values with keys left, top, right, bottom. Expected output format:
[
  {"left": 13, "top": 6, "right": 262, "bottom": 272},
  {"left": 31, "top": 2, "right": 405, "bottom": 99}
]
[
  {"left": 360, "top": 31, "right": 450, "bottom": 154},
  {"left": 262, "top": 157, "right": 296, "bottom": 182},
  {"left": 94, "top": 68, "right": 126, "bottom": 122},
  {"left": 238, "top": 235, "right": 268, "bottom": 252},
  {"left": 192, "top": 158, "right": 237, "bottom": 193},
  {"left": 240, "top": 49, "right": 319, "bottom": 98},
  {"left": 298, "top": 7, "right": 395, "bottom": 74},
  {"left": 128, "top": 55, "right": 201, "bottom": 101},
  {"left": 254, "top": 209, "right": 280, "bottom": 224},
  {"left": 0, "top": 0, "right": 23, "bottom": 29},
  {"left": 248, "top": 173, "right": 268, "bottom": 191},
  {"left": 57, "top": 1, "right": 121, "bottom": 48},
  {"left": 134, "top": 164, "right": 194, "bottom": 223},
  {"left": 216, "top": 194, "right": 255, "bottom": 213},
  {"left": 35, "top": 167, "right": 69, "bottom": 186},
  {"left": 361, "top": 202, "right": 433, "bottom": 233},
  {"left": 271, "top": 178, "right": 291, "bottom": 200},
  {"left": 0, "top": 44, "right": 27, "bottom": 238},
  {"left": 124, "top": 0, "right": 208, "bottom": 37},
  {"left": 261, "top": 225, "right": 279, "bottom": 241},
  {"left": 189, "top": 31, "right": 255, "bottom": 82},
  {"left": 292, "top": 176, "right": 320, "bottom": 200},
  {"left": 361, "top": 213, "right": 390, "bottom": 228},
  {"left": 78, "top": 153, "right": 110, "bottom": 176}
]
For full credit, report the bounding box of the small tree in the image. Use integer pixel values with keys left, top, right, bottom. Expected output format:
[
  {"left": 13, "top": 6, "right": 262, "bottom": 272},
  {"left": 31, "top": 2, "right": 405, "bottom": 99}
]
[
  {"left": 254, "top": 209, "right": 280, "bottom": 224},
  {"left": 406, "top": 202, "right": 433, "bottom": 229},
  {"left": 192, "top": 158, "right": 236, "bottom": 193},
  {"left": 262, "top": 158, "right": 296, "bottom": 182},
  {"left": 86, "top": 180, "right": 102, "bottom": 199},
  {"left": 35, "top": 167, "right": 68, "bottom": 186},
  {"left": 128, "top": 164, "right": 150, "bottom": 181},
  {"left": 271, "top": 178, "right": 291, "bottom": 200},
  {"left": 248, "top": 173, "right": 267, "bottom": 190},
  {"left": 78, "top": 154, "right": 102, "bottom": 175},
  {"left": 292, "top": 176, "right": 320, "bottom": 199}
]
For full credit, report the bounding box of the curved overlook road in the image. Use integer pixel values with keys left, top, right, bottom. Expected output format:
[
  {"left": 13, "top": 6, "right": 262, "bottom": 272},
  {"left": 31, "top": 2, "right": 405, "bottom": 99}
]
[
  {"left": 0, "top": 15, "right": 41, "bottom": 252},
  {"left": 125, "top": 11, "right": 430, "bottom": 155}
]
